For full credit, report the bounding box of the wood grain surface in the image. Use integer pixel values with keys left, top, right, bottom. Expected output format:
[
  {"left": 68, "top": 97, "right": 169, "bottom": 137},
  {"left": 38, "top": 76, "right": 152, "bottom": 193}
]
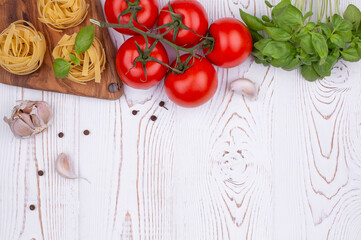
[
  {"left": 0, "top": 0, "right": 361, "bottom": 239},
  {"left": 0, "top": 0, "right": 123, "bottom": 100}
]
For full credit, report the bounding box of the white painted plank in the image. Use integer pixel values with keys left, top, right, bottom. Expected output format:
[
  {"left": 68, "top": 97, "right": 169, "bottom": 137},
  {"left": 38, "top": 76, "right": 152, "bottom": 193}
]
[{"left": 0, "top": 0, "right": 361, "bottom": 239}]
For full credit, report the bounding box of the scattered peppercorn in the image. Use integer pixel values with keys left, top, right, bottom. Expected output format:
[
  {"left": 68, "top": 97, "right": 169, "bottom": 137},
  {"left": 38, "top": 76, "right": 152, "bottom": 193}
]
[
  {"left": 58, "top": 132, "right": 64, "bottom": 138},
  {"left": 159, "top": 101, "right": 168, "bottom": 110},
  {"left": 38, "top": 170, "right": 44, "bottom": 176},
  {"left": 29, "top": 205, "right": 36, "bottom": 211},
  {"left": 83, "top": 130, "right": 90, "bottom": 136},
  {"left": 132, "top": 110, "right": 139, "bottom": 115},
  {"left": 150, "top": 115, "right": 158, "bottom": 121}
]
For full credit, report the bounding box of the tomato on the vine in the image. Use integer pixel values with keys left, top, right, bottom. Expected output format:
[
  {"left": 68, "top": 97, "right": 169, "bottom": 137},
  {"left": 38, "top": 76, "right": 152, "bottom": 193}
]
[
  {"left": 157, "top": 0, "right": 209, "bottom": 48},
  {"left": 104, "top": 0, "right": 159, "bottom": 35},
  {"left": 165, "top": 54, "right": 218, "bottom": 108},
  {"left": 204, "top": 18, "right": 253, "bottom": 68},
  {"left": 116, "top": 35, "right": 169, "bottom": 89}
]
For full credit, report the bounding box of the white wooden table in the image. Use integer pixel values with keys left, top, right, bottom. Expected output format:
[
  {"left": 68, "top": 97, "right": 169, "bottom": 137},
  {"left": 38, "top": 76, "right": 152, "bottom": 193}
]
[{"left": 1, "top": 0, "right": 361, "bottom": 239}]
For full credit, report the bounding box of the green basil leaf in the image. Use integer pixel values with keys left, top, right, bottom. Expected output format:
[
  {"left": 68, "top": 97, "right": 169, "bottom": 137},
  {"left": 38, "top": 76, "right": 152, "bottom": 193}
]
[
  {"left": 337, "top": 21, "right": 353, "bottom": 32},
  {"left": 311, "top": 32, "right": 328, "bottom": 64},
  {"left": 255, "top": 57, "right": 271, "bottom": 66},
  {"left": 301, "top": 64, "right": 320, "bottom": 81},
  {"left": 53, "top": 58, "right": 71, "bottom": 79},
  {"left": 280, "top": 25, "right": 293, "bottom": 33},
  {"left": 297, "top": 27, "right": 309, "bottom": 38},
  {"left": 341, "top": 47, "right": 361, "bottom": 62},
  {"left": 252, "top": 49, "right": 265, "bottom": 61},
  {"left": 75, "top": 25, "right": 95, "bottom": 54},
  {"left": 69, "top": 54, "right": 76, "bottom": 61},
  {"left": 330, "top": 34, "right": 346, "bottom": 48},
  {"left": 254, "top": 38, "right": 273, "bottom": 51},
  {"left": 265, "top": 27, "right": 292, "bottom": 41},
  {"left": 250, "top": 30, "right": 264, "bottom": 42},
  {"left": 265, "top": 1, "right": 273, "bottom": 8},
  {"left": 271, "top": 55, "right": 293, "bottom": 67},
  {"left": 344, "top": 4, "right": 361, "bottom": 31},
  {"left": 305, "top": 22, "right": 316, "bottom": 31},
  {"left": 357, "top": 43, "right": 361, "bottom": 56},
  {"left": 273, "top": 4, "right": 303, "bottom": 27},
  {"left": 300, "top": 33, "right": 315, "bottom": 54},
  {"left": 303, "top": 11, "right": 314, "bottom": 21},
  {"left": 262, "top": 15, "right": 271, "bottom": 22},
  {"left": 262, "top": 41, "right": 295, "bottom": 59},
  {"left": 272, "top": 0, "right": 292, "bottom": 19},
  {"left": 330, "top": 48, "right": 340, "bottom": 58},
  {"left": 240, "top": 9, "right": 265, "bottom": 31},
  {"left": 312, "top": 55, "right": 338, "bottom": 77},
  {"left": 282, "top": 58, "right": 301, "bottom": 71},
  {"left": 335, "top": 30, "right": 353, "bottom": 42},
  {"left": 332, "top": 14, "right": 343, "bottom": 30},
  {"left": 73, "top": 58, "right": 80, "bottom": 66},
  {"left": 69, "top": 54, "right": 80, "bottom": 66},
  {"left": 300, "top": 55, "right": 312, "bottom": 65},
  {"left": 319, "top": 23, "right": 332, "bottom": 37}
]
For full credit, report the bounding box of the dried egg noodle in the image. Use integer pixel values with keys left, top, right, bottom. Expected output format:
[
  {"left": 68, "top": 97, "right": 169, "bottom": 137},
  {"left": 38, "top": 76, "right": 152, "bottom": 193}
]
[
  {"left": 38, "top": 0, "right": 89, "bottom": 31},
  {"left": 52, "top": 33, "right": 105, "bottom": 83},
  {"left": 0, "top": 20, "right": 46, "bottom": 75}
]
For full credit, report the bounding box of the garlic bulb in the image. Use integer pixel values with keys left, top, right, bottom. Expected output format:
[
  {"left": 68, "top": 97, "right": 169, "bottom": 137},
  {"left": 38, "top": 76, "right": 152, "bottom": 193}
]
[
  {"left": 3, "top": 101, "right": 52, "bottom": 138},
  {"left": 230, "top": 78, "right": 258, "bottom": 100}
]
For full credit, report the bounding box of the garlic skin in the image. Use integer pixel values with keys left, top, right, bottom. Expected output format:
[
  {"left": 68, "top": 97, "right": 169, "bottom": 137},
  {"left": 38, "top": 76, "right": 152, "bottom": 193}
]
[
  {"left": 230, "top": 78, "right": 258, "bottom": 100},
  {"left": 3, "top": 101, "right": 52, "bottom": 138},
  {"left": 55, "top": 153, "right": 78, "bottom": 179}
]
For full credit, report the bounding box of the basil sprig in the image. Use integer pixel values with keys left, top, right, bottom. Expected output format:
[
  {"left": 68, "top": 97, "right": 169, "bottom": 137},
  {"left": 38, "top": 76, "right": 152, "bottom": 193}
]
[
  {"left": 53, "top": 25, "right": 95, "bottom": 79},
  {"left": 240, "top": 0, "right": 361, "bottom": 81}
]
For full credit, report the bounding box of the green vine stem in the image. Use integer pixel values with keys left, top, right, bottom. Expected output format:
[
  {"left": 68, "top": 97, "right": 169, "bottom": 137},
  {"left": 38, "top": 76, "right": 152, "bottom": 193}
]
[{"left": 90, "top": 3, "right": 214, "bottom": 74}]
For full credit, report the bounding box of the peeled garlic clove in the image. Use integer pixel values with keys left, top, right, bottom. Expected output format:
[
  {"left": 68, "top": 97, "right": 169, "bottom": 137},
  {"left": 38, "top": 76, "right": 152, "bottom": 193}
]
[
  {"left": 10, "top": 118, "right": 34, "bottom": 138},
  {"left": 55, "top": 153, "right": 78, "bottom": 179},
  {"left": 33, "top": 102, "right": 51, "bottom": 125},
  {"left": 230, "top": 78, "right": 258, "bottom": 100}
]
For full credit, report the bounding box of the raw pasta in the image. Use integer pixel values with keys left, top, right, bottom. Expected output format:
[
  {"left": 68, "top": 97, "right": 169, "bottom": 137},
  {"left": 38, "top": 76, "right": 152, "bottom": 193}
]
[
  {"left": 52, "top": 33, "right": 105, "bottom": 83},
  {"left": 0, "top": 20, "right": 46, "bottom": 75},
  {"left": 38, "top": 0, "right": 89, "bottom": 31}
]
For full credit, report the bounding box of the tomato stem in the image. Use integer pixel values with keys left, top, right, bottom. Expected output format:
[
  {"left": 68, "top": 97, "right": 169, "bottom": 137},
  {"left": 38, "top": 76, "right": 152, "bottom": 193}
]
[{"left": 90, "top": 5, "right": 214, "bottom": 73}]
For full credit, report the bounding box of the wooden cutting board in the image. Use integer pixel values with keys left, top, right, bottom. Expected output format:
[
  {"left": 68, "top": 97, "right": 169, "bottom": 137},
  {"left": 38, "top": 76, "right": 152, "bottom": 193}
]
[{"left": 0, "top": 0, "right": 123, "bottom": 100}]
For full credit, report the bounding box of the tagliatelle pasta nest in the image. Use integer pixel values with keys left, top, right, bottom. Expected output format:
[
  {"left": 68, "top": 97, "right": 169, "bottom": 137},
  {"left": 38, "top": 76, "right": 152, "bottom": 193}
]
[
  {"left": 37, "top": 0, "right": 89, "bottom": 31},
  {"left": 52, "top": 33, "right": 106, "bottom": 84},
  {"left": 0, "top": 20, "right": 46, "bottom": 75}
]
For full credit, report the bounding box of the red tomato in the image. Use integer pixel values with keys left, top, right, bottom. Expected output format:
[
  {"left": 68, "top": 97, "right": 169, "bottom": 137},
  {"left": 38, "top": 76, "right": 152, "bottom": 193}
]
[
  {"left": 104, "top": 0, "right": 159, "bottom": 35},
  {"left": 116, "top": 36, "right": 169, "bottom": 89},
  {"left": 204, "top": 18, "right": 253, "bottom": 68},
  {"left": 165, "top": 54, "right": 218, "bottom": 108},
  {"left": 157, "top": 0, "right": 209, "bottom": 48}
]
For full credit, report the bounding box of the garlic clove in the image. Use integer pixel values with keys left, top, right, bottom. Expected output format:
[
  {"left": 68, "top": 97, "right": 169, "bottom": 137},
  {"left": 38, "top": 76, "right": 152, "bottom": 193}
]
[
  {"left": 55, "top": 153, "right": 78, "bottom": 179},
  {"left": 30, "top": 114, "right": 42, "bottom": 128},
  {"left": 33, "top": 102, "right": 51, "bottom": 125},
  {"left": 10, "top": 118, "right": 34, "bottom": 138},
  {"left": 18, "top": 112, "right": 35, "bottom": 129},
  {"left": 18, "top": 101, "right": 35, "bottom": 114},
  {"left": 230, "top": 78, "right": 258, "bottom": 100}
]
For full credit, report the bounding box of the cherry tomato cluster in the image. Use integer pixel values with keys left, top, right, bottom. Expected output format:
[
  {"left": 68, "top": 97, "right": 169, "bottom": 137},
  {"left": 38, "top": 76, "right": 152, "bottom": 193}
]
[{"left": 104, "top": 0, "right": 253, "bottom": 108}]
